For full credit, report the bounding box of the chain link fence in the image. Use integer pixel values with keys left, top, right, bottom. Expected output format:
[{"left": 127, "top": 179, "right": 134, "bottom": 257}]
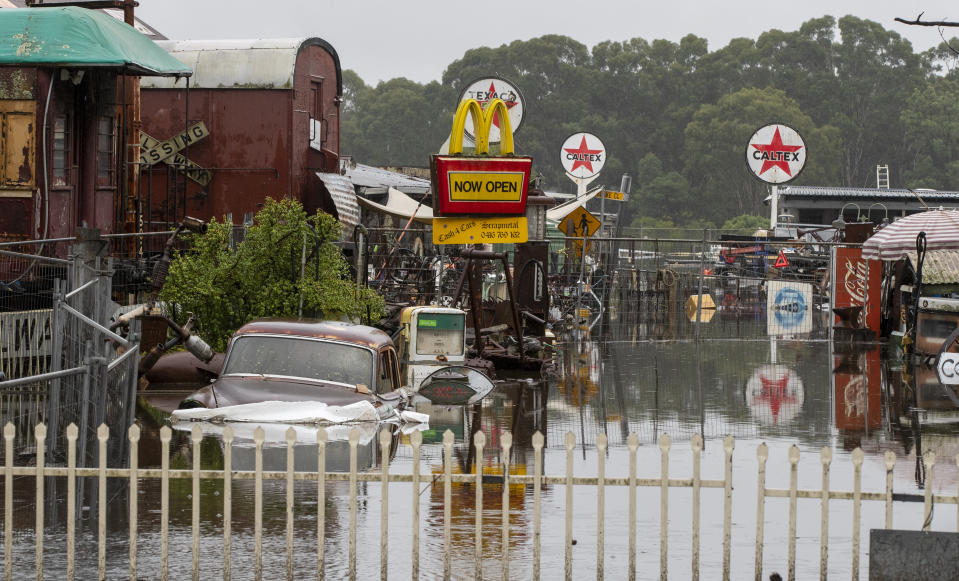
[{"left": 0, "top": 236, "right": 141, "bottom": 469}]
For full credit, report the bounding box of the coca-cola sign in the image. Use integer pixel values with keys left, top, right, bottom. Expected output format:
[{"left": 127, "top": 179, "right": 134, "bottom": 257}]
[{"left": 833, "top": 247, "right": 881, "bottom": 333}]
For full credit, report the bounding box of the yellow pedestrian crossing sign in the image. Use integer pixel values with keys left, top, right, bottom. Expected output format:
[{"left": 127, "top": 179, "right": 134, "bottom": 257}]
[
  {"left": 572, "top": 239, "right": 592, "bottom": 257},
  {"left": 557, "top": 206, "right": 600, "bottom": 239}
]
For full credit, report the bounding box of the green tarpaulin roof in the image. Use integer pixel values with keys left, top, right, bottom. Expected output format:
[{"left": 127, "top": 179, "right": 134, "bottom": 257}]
[{"left": 0, "top": 6, "right": 192, "bottom": 77}]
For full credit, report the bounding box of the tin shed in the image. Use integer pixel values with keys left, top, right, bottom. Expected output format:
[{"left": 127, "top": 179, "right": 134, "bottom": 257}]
[{"left": 140, "top": 38, "right": 342, "bottom": 228}]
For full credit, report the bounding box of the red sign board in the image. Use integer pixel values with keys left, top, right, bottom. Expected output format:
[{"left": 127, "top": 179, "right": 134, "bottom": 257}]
[
  {"left": 430, "top": 155, "right": 532, "bottom": 216},
  {"left": 833, "top": 247, "right": 881, "bottom": 334}
]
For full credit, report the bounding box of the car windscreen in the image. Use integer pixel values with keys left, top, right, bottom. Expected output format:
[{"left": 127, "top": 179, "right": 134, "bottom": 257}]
[{"left": 223, "top": 335, "right": 374, "bottom": 387}]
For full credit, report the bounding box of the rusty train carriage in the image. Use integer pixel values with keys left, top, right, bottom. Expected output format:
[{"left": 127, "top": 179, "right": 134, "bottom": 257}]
[{"left": 139, "top": 38, "right": 343, "bottom": 230}]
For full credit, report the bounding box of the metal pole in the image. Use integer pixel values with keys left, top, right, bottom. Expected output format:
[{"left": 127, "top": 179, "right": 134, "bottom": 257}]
[
  {"left": 298, "top": 231, "right": 307, "bottom": 318},
  {"left": 47, "top": 279, "right": 64, "bottom": 456},
  {"left": 770, "top": 184, "right": 779, "bottom": 230},
  {"left": 599, "top": 188, "right": 606, "bottom": 241},
  {"left": 695, "top": 229, "right": 707, "bottom": 339},
  {"left": 500, "top": 255, "right": 525, "bottom": 362},
  {"left": 577, "top": 231, "right": 588, "bottom": 324}
]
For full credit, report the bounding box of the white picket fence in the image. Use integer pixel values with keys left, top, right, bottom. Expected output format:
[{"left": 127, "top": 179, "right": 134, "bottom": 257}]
[{"left": 2, "top": 422, "right": 958, "bottom": 581}]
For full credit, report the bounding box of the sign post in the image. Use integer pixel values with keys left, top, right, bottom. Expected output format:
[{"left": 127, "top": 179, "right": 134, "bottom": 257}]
[
  {"left": 561, "top": 131, "right": 606, "bottom": 240},
  {"left": 745, "top": 124, "right": 807, "bottom": 230}
]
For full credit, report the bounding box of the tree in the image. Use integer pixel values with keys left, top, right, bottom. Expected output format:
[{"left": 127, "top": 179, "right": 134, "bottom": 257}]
[
  {"left": 900, "top": 76, "right": 959, "bottom": 188},
  {"left": 831, "top": 16, "right": 925, "bottom": 186},
  {"left": 159, "top": 198, "right": 385, "bottom": 351},
  {"left": 721, "top": 214, "right": 769, "bottom": 233},
  {"left": 341, "top": 77, "right": 450, "bottom": 166},
  {"left": 339, "top": 18, "right": 949, "bottom": 227}
]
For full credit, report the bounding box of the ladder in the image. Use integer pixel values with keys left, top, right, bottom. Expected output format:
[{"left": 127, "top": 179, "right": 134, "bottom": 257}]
[{"left": 876, "top": 164, "right": 890, "bottom": 189}]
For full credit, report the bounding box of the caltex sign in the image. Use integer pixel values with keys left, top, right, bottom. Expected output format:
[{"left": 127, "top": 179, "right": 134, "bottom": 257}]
[
  {"left": 561, "top": 132, "right": 606, "bottom": 179},
  {"left": 745, "top": 123, "right": 806, "bottom": 184}
]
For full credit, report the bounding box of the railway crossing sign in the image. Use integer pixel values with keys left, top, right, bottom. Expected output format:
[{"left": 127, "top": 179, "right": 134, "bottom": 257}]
[
  {"left": 140, "top": 122, "right": 209, "bottom": 166},
  {"left": 140, "top": 122, "right": 213, "bottom": 186}
]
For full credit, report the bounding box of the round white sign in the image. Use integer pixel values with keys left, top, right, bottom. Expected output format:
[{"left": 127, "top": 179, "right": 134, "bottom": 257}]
[
  {"left": 746, "top": 123, "right": 807, "bottom": 184},
  {"left": 459, "top": 77, "right": 525, "bottom": 143},
  {"left": 561, "top": 132, "right": 606, "bottom": 179}
]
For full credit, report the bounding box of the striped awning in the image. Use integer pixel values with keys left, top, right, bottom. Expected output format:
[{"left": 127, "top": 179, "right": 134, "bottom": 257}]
[{"left": 861, "top": 209, "right": 959, "bottom": 261}]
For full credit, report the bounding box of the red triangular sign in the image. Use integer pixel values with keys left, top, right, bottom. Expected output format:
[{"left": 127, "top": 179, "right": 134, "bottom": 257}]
[{"left": 774, "top": 250, "right": 789, "bottom": 268}]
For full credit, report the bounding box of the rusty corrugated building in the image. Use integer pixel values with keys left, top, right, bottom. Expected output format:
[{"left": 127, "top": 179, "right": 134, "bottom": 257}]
[{"left": 139, "top": 38, "right": 343, "bottom": 228}]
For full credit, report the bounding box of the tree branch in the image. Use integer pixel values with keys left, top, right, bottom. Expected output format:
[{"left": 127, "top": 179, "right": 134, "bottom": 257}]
[
  {"left": 895, "top": 13, "right": 959, "bottom": 27},
  {"left": 938, "top": 27, "right": 959, "bottom": 56}
]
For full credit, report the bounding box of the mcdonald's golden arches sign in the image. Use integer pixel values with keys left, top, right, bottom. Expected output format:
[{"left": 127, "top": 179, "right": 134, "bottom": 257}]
[{"left": 430, "top": 98, "right": 533, "bottom": 216}]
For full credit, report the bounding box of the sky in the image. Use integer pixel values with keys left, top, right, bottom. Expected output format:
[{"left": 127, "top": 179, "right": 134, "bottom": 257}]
[{"left": 137, "top": 1, "right": 957, "bottom": 85}]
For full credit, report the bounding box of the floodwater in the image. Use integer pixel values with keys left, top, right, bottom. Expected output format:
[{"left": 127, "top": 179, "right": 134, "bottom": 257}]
[{"left": 3, "top": 303, "right": 959, "bottom": 579}]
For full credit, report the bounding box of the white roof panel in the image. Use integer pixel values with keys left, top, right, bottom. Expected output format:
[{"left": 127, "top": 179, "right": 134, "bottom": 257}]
[{"left": 142, "top": 38, "right": 336, "bottom": 89}]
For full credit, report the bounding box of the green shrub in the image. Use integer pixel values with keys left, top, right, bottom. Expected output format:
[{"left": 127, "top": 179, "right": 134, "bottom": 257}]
[{"left": 158, "top": 198, "right": 385, "bottom": 351}]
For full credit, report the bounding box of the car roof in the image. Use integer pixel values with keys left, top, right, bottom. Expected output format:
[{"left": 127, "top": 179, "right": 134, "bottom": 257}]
[{"left": 233, "top": 319, "right": 393, "bottom": 351}]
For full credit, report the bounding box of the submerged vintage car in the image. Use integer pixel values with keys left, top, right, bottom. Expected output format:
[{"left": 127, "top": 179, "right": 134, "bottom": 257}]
[{"left": 179, "top": 319, "right": 409, "bottom": 416}]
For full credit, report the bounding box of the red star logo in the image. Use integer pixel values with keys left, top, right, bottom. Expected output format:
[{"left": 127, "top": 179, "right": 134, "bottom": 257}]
[
  {"left": 750, "top": 371, "right": 798, "bottom": 423},
  {"left": 564, "top": 136, "right": 603, "bottom": 174},
  {"left": 475, "top": 82, "right": 518, "bottom": 130},
  {"left": 751, "top": 127, "right": 803, "bottom": 176}
]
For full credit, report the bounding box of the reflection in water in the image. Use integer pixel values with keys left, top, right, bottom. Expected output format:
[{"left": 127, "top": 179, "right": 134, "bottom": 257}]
[
  {"left": 745, "top": 364, "right": 805, "bottom": 425},
  {"left": 6, "top": 308, "right": 959, "bottom": 578},
  {"left": 826, "top": 338, "right": 959, "bottom": 491},
  {"left": 169, "top": 421, "right": 395, "bottom": 472}
]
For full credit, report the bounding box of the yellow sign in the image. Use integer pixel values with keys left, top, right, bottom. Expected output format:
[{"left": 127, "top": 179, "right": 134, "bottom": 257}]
[
  {"left": 433, "top": 217, "right": 528, "bottom": 245},
  {"left": 685, "top": 293, "right": 717, "bottom": 323},
  {"left": 572, "top": 239, "right": 593, "bottom": 257},
  {"left": 604, "top": 190, "right": 628, "bottom": 201},
  {"left": 448, "top": 171, "right": 525, "bottom": 202},
  {"left": 558, "top": 206, "right": 600, "bottom": 238}
]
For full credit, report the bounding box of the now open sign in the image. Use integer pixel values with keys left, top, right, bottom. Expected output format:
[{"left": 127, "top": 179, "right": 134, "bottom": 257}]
[{"left": 432, "top": 156, "right": 532, "bottom": 215}]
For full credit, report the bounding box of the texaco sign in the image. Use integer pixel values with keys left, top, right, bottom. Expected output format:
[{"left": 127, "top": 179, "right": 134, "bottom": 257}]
[
  {"left": 746, "top": 123, "right": 806, "bottom": 184},
  {"left": 561, "top": 132, "right": 606, "bottom": 179},
  {"left": 459, "top": 77, "right": 525, "bottom": 144}
]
